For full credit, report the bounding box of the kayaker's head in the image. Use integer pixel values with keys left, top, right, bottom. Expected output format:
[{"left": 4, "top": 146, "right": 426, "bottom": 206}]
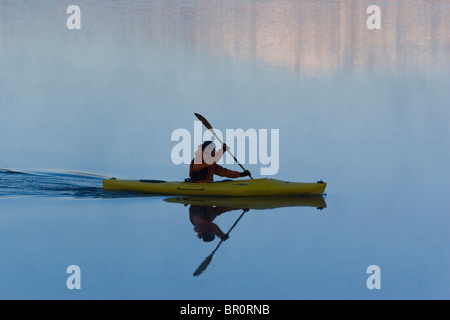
[
  {"left": 200, "top": 232, "right": 215, "bottom": 242},
  {"left": 202, "top": 140, "right": 216, "bottom": 163},
  {"left": 202, "top": 141, "right": 215, "bottom": 152}
]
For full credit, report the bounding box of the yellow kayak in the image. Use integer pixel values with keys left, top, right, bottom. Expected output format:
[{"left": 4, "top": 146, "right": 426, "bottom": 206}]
[
  {"left": 103, "top": 178, "right": 326, "bottom": 196},
  {"left": 164, "top": 195, "right": 326, "bottom": 210}
]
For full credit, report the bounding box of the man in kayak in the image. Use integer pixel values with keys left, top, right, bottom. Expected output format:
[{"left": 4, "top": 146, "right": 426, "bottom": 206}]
[{"left": 189, "top": 141, "right": 251, "bottom": 183}]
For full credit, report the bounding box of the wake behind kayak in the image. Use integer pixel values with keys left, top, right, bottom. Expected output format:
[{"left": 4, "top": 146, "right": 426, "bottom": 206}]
[{"left": 0, "top": 169, "right": 144, "bottom": 199}]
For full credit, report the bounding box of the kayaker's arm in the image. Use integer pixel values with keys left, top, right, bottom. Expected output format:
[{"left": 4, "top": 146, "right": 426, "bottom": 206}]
[
  {"left": 210, "top": 223, "right": 226, "bottom": 240},
  {"left": 214, "top": 144, "right": 228, "bottom": 162},
  {"left": 214, "top": 165, "right": 242, "bottom": 179}
]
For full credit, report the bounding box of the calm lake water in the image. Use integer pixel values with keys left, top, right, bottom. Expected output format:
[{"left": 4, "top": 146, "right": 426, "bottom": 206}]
[{"left": 0, "top": 0, "right": 449, "bottom": 299}]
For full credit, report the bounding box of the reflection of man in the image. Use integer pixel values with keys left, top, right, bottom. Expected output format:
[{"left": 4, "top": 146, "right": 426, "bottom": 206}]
[{"left": 189, "top": 205, "right": 237, "bottom": 242}]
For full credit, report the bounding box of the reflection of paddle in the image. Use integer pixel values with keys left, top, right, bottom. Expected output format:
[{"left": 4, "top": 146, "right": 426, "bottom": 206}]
[
  {"left": 194, "top": 113, "right": 253, "bottom": 179},
  {"left": 193, "top": 209, "right": 248, "bottom": 277}
]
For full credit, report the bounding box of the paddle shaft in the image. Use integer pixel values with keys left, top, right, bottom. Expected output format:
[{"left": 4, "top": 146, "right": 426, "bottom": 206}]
[
  {"left": 194, "top": 113, "right": 253, "bottom": 179},
  {"left": 213, "top": 209, "right": 246, "bottom": 254}
]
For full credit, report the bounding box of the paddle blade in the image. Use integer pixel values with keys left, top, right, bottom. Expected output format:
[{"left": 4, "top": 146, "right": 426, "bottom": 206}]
[
  {"left": 194, "top": 113, "right": 213, "bottom": 130},
  {"left": 193, "top": 254, "right": 213, "bottom": 277}
]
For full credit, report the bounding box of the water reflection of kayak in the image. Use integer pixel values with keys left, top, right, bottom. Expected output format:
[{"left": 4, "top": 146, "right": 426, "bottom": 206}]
[
  {"left": 164, "top": 195, "right": 327, "bottom": 210},
  {"left": 103, "top": 178, "right": 327, "bottom": 197}
]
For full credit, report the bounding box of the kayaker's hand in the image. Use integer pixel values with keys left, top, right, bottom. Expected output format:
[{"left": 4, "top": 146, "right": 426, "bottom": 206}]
[
  {"left": 222, "top": 143, "right": 230, "bottom": 152},
  {"left": 221, "top": 234, "right": 229, "bottom": 241},
  {"left": 240, "top": 170, "right": 251, "bottom": 177}
]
